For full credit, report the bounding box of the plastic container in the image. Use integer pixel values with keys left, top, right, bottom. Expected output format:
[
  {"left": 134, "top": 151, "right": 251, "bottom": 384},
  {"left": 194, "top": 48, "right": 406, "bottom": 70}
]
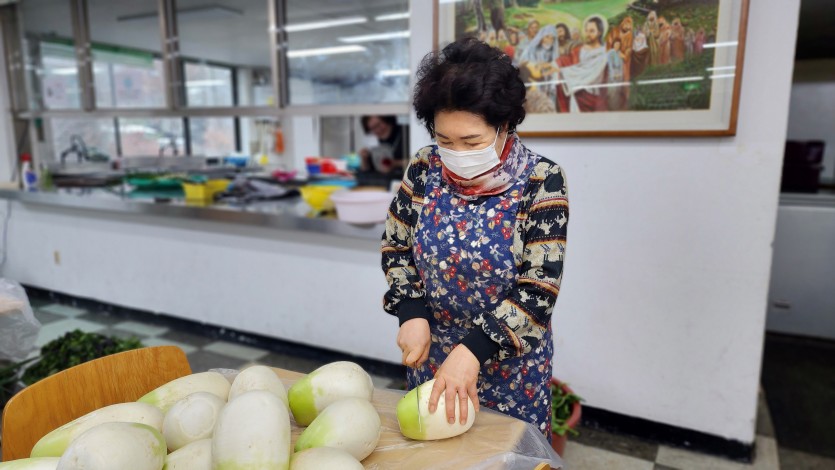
[
  {"left": 299, "top": 184, "right": 344, "bottom": 212},
  {"left": 20, "top": 154, "right": 37, "bottom": 191},
  {"left": 305, "top": 157, "right": 321, "bottom": 175},
  {"left": 329, "top": 189, "right": 393, "bottom": 224},
  {"left": 223, "top": 155, "right": 250, "bottom": 168},
  {"left": 182, "top": 179, "right": 230, "bottom": 204}
]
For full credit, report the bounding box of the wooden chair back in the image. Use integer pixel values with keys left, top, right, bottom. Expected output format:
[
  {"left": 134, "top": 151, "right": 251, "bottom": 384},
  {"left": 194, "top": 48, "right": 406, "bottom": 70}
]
[{"left": 1, "top": 346, "right": 191, "bottom": 461}]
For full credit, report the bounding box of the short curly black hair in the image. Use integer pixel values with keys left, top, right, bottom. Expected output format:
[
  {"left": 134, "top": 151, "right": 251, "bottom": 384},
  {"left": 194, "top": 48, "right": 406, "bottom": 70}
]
[{"left": 413, "top": 37, "right": 526, "bottom": 137}]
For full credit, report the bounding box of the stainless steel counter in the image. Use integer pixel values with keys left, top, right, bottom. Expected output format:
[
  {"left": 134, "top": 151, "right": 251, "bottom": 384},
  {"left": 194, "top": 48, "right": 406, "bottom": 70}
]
[{"left": 0, "top": 189, "right": 385, "bottom": 241}]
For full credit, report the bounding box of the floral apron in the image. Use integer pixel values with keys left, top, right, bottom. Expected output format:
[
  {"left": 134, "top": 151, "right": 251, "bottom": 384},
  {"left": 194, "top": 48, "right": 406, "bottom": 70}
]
[{"left": 408, "top": 149, "right": 554, "bottom": 442}]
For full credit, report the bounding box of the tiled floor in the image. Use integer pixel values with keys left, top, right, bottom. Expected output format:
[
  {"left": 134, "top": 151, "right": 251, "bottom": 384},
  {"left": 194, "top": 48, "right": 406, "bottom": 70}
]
[{"left": 13, "top": 298, "right": 835, "bottom": 469}]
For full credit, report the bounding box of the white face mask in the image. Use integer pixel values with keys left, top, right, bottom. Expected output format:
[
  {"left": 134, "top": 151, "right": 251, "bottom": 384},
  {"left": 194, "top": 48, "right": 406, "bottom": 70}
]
[{"left": 436, "top": 127, "right": 505, "bottom": 180}]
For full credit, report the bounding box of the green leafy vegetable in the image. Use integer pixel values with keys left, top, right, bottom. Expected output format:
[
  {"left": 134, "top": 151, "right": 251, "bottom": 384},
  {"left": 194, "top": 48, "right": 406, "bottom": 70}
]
[
  {"left": 551, "top": 381, "right": 583, "bottom": 437},
  {"left": 21, "top": 329, "right": 143, "bottom": 385}
]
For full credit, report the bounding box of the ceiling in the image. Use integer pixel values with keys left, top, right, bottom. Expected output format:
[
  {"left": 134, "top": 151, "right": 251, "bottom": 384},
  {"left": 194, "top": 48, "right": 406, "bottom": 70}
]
[{"left": 21, "top": 0, "right": 410, "bottom": 82}]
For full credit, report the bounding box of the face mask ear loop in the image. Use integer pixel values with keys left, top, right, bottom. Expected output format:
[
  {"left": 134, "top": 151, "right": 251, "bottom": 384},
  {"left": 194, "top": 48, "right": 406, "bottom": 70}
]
[{"left": 496, "top": 127, "right": 508, "bottom": 158}]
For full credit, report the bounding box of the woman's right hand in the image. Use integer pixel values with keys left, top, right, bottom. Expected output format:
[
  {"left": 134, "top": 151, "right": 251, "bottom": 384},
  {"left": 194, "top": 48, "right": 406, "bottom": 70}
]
[{"left": 397, "top": 318, "right": 431, "bottom": 368}]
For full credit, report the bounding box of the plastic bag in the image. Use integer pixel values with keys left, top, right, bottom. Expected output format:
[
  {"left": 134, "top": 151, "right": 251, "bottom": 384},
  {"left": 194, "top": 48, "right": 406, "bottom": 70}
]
[
  {"left": 0, "top": 279, "right": 41, "bottom": 361},
  {"left": 257, "top": 368, "right": 564, "bottom": 470}
]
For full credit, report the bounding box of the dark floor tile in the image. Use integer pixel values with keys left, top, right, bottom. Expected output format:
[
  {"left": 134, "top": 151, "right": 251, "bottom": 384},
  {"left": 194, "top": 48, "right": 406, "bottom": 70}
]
[
  {"left": 97, "top": 327, "right": 148, "bottom": 342},
  {"left": 761, "top": 333, "right": 835, "bottom": 458},
  {"left": 158, "top": 329, "right": 216, "bottom": 349},
  {"left": 253, "top": 353, "right": 328, "bottom": 374},
  {"left": 75, "top": 311, "right": 125, "bottom": 327},
  {"left": 756, "top": 388, "right": 775, "bottom": 438},
  {"left": 778, "top": 447, "right": 835, "bottom": 470},
  {"left": 187, "top": 350, "right": 247, "bottom": 373},
  {"left": 571, "top": 424, "right": 659, "bottom": 462},
  {"left": 32, "top": 309, "right": 64, "bottom": 325},
  {"left": 28, "top": 297, "right": 52, "bottom": 309}
]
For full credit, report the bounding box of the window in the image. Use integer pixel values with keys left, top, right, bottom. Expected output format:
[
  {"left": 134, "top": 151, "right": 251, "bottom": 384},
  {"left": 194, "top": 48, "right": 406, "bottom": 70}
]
[
  {"left": 119, "top": 118, "right": 184, "bottom": 157},
  {"left": 88, "top": 0, "right": 165, "bottom": 108},
  {"left": 286, "top": 0, "right": 410, "bottom": 104},
  {"left": 93, "top": 50, "right": 165, "bottom": 109},
  {"left": 49, "top": 118, "right": 118, "bottom": 162},
  {"left": 189, "top": 118, "right": 236, "bottom": 156},
  {"left": 20, "top": 0, "right": 79, "bottom": 110},
  {"left": 177, "top": 0, "right": 273, "bottom": 107},
  {"left": 184, "top": 63, "right": 234, "bottom": 107}
]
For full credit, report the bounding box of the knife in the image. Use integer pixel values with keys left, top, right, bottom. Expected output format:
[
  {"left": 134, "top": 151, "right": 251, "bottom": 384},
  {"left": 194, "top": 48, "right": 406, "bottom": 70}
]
[{"left": 415, "top": 382, "right": 424, "bottom": 433}]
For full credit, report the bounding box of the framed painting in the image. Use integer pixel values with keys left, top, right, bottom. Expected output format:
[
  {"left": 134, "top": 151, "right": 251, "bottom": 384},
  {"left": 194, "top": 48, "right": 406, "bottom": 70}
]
[{"left": 434, "top": 0, "right": 750, "bottom": 137}]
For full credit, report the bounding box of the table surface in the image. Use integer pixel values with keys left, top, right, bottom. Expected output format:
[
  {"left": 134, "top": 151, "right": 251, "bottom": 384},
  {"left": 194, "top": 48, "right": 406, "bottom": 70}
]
[{"left": 273, "top": 368, "right": 561, "bottom": 470}]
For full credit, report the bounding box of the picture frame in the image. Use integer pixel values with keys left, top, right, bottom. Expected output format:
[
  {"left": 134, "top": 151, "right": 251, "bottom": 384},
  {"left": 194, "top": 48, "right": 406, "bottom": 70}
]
[{"left": 434, "top": 0, "right": 750, "bottom": 137}]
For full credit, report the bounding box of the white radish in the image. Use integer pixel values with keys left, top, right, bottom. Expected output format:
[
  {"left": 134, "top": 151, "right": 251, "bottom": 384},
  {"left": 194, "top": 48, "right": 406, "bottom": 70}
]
[
  {"left": 162, "top": 392, "right": 226, "bottom": 451},
  {"left": 294, "top": 397, "right": 380, "bottom": 461},
  {"left": 212, "top": 390, "right": 291, "bottom": 470},
  {"left": 30, "top": 402, "right": 163, "bottom": 458},
  {"left": 290, "top": 447, "right": 363, "bottom": 470},
  {"left": 287, "top": 361, "right": 373, "bottom": 426},
  {"left": 138, "top": 371, "right": 230, "bottom": 413},
  {"left": 228, "top": 365, "right": 288, "bottom": 406},
  {"left": 0, "top": 458, "right": 60, "bottom": 469},
  {"left": 163, "top": 438, "right": 211, "bottom": 470},
  {"left": 396, "top": 378, "right": 476, "bottom": 440},
  {"left": 57, "top": 422, "right": 165, "bottom": 470}
]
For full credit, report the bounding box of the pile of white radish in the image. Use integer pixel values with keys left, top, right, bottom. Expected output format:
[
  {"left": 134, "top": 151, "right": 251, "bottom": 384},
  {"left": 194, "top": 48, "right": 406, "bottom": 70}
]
[{"left": 1, "top": 362, "right": 382, "bottom": 470}]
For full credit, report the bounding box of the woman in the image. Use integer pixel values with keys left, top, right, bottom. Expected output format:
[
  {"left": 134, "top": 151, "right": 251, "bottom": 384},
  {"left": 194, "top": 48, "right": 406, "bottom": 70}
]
[
  {"left": 358, "top": 115, "right": 408, "bottom": 180},
  {"left": 381, "top": 37, "right": 569, "bottom": 442}
]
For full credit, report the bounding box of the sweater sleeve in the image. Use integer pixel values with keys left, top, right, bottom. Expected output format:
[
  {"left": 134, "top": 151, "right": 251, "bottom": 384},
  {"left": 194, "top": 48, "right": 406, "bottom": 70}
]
[
  {"left": 461, "top": 162, "right": 569, "bottom": 363},
  {"left": 381, "top": 148, "right": 431, "bottom": 325}
]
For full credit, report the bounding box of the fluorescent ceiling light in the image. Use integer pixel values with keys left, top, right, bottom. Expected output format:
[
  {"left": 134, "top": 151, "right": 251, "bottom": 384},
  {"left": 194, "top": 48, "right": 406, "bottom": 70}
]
[
  {"left": 375, "top": 12, "right": 409, "bottom": 22},
  {"left": 285, "top": 16, "right": 367, "bottom": 33},
  {"left": 703, "top": 41, "right": 738, "bottom": 49},
  {"left": 710, "top": 73, "right": 736, "bottom": 80},
  {"left": 380, "top": 69, "right": 410, "bottom": 77},
  {"left": 48, "top": 67, "right": 78, "bottom": 76},
  {"left": 636, "top": 76, "right": 704, "bottom": 85},
  {"left": 439, "top": 0, "right": 466, "bottom": 4},
  {"left": 186, "top": 79, "right": 228, "bottom": 87},
  {"left": 338, "top": 30, "right": 410, "bottom": 43},
  {"left": 287, "top": 45, "right": 366, "bottom": 59},
  {"left": 118, "top": 4, "right": 243, "bottom": 22}
]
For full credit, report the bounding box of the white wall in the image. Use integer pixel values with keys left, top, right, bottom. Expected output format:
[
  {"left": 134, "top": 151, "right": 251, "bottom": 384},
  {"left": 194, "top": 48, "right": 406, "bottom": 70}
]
[
  {"left": 0, "top": 202, "right": 401, "bottom": 364},
  {"left": 408, "top": 1, "right": 799, "bottom": 444},
  {"left": 786, "top": 63, "right": 835, "bottom": 183},
  {"left": 0, "top": 0, "right": 800, "bottom": 446}
]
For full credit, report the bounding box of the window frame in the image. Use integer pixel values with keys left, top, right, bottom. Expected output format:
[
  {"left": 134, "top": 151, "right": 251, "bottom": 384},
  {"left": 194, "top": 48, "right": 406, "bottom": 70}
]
[{"left": 1, "top": 0, "right": 410, "bottom": 159}]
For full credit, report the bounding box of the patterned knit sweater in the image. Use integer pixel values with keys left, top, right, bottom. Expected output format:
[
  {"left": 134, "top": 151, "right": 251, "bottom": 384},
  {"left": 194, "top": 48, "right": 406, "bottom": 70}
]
[{"left": 381, "top": 142, "right": 569, "bottom": 363}]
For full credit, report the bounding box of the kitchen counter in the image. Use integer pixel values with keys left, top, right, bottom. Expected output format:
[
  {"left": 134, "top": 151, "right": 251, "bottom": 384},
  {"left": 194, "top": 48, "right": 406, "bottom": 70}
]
[{"left": 0, "top": 187, "right": 385, "bottom": 241}]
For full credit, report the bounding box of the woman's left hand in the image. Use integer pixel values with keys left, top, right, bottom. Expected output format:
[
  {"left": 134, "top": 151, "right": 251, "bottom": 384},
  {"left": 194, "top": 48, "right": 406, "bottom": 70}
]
[{"left": 428, "top": 345, "right": 481, "bottom": 425}]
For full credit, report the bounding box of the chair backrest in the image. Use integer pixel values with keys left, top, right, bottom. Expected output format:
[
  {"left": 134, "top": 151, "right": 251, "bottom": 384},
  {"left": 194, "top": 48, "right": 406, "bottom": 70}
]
[{"left": 1, "top": 346, "right": 191, "bottom": 461}]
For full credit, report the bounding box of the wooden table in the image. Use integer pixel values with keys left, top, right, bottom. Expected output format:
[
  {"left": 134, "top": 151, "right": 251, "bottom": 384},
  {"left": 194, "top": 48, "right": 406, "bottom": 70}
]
[{"left": 274, "top": 368, "right": 562, "bottom": 470}]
